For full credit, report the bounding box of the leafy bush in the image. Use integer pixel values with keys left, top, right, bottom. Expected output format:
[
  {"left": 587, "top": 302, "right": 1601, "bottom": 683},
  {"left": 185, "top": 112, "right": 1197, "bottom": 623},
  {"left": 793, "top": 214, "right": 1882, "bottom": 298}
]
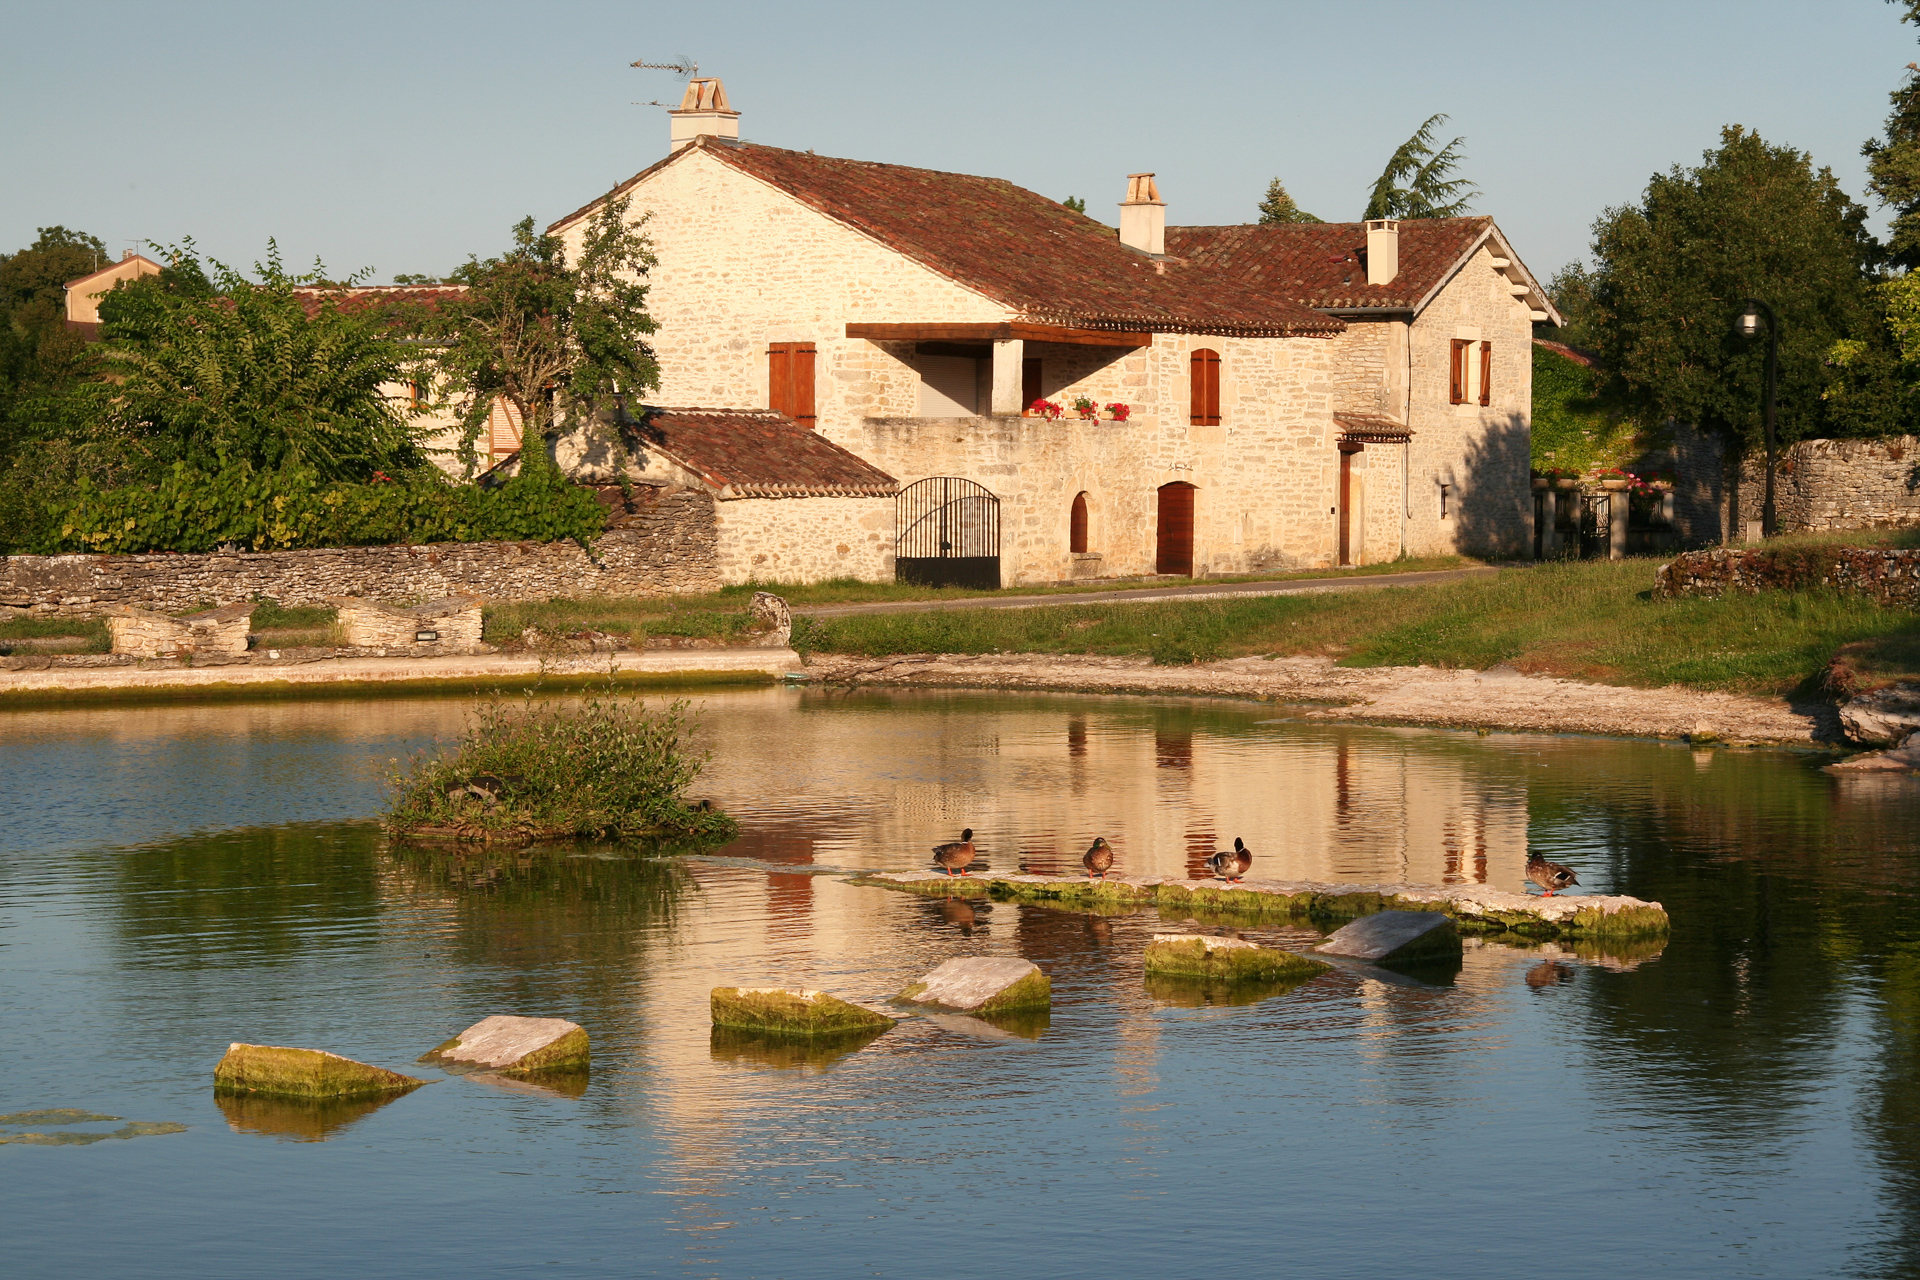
[
  {"left": 53, "top": 462, "right": 605, "bottom": 554},
  {"left": 385, "top": 689, "right": 735, "bottom": 842}
]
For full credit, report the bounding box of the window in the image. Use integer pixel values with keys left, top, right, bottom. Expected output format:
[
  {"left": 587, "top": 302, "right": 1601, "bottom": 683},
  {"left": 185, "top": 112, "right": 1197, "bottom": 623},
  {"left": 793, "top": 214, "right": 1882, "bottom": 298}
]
[
  {"left": 1070, "top": 492, "right": 1089, "bottom": 553},
  {"left": 1478, "top": 341, "right": 1492, "bottom": 407},
  {"left": 1449, "top": 339, "right": 1472, "bottom": 405},
  {"left": 1189, "top": 348, "right": 1220, "bottom": 425},
  {"left": 768, "top": 342, "right": 817, "bottom": 428},
  {"left": 1022, "top": 357, "right": 1042, "bottom": 411}
]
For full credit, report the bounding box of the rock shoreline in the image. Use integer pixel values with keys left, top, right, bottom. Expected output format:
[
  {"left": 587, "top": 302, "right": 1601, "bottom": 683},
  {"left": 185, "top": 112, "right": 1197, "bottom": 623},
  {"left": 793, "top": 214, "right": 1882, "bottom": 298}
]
[{"left": 804, "top": 651, "right": 1844, "bottom": 747}]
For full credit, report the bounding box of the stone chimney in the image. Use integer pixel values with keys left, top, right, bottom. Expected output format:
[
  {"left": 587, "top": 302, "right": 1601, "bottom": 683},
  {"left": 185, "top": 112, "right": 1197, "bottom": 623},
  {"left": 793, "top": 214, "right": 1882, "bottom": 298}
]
[
  {"left": 669, "top": 78, "right": 740, "bottom": 152},
  {"left": 1364, "top": 219, "right": 1400, "bottom": 285},
  {"left": 1119, "top": 173, "right": 1165, "bottom": 255}
]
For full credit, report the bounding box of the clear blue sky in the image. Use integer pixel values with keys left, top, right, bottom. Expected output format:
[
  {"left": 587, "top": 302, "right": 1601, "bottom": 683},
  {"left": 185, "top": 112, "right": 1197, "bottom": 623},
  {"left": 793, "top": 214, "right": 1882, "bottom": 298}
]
[{"left": 3, "top": 0, "right": 1911, "bottom": 285}]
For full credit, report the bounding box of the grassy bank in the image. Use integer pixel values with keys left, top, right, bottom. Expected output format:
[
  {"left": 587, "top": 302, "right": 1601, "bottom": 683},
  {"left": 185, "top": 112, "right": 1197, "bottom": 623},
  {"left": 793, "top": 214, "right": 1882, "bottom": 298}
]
[{"left": 798, "top": 556, "right": 1920, "bottom": 696}]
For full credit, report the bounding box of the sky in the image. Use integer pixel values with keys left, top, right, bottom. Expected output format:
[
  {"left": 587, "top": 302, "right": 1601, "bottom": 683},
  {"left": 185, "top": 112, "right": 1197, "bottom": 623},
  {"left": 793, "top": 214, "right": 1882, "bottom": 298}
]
[{"left": 3, "top": 0, "right": 1913, "bottom": 286}]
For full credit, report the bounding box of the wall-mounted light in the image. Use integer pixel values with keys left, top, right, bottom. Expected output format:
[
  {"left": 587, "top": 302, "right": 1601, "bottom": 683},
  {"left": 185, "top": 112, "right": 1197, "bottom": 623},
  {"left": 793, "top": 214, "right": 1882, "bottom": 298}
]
[{"left": 1439, "top": 482, "right": 1451, "bottom": 518}]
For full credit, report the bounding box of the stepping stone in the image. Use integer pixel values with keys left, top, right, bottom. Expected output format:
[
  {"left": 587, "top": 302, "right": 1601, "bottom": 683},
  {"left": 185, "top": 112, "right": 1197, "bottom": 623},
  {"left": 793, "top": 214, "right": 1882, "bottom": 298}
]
[
  {"left": 896, "top": 957, "right": 1051, "bottom": 1014},
  {"left": 1315, "top": 911, "right": 1462, "bottom": 964},
  {"left": 213, "top": 1043, "right": 429, "bottom": 1100},
  {"left": 418, "top": 1016, "right": 589, "bottom": 1075},
  {"left": 1144, "top": 933, "right": 1330, "bottom": 983},
  {"left": 710, "top": 987, "right": 897, "bottom": 1037}
]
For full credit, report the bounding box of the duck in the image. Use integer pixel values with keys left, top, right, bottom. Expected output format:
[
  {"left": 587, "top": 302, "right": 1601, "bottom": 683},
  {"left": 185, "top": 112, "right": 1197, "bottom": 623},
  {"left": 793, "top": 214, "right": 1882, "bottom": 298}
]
[
  {"left": 1208, "top": 837, "right": 1252, "bottom": 884},
  {"left": 1082, "top": 837, "right": 1114, "bottom": 880},
  {"left": 1526, "top": 853, "right": 1579, "bottom": 897},
  {"left": 932, "top": 828, "right": 976, "bottom": 877}
]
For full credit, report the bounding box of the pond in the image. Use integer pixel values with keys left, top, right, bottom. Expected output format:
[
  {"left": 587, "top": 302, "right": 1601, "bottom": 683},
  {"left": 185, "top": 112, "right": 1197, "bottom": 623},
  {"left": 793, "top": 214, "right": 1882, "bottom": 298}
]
[{"left": 2, "top": 687, "right": 1917, "bottom": 1279}]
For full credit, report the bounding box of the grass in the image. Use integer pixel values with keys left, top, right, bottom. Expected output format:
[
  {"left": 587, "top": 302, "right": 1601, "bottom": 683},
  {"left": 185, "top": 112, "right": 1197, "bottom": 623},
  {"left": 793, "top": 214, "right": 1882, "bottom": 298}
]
[{"left": 797, "top": 556, "right": 1920, "bottom": 696}]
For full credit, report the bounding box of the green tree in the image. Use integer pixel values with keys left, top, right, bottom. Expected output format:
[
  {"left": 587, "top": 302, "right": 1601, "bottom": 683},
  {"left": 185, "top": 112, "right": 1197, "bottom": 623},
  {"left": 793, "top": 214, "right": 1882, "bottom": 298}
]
[
  {"left": 1061, "top": 196, "right": 1087, "bottom": 215},
  {"left": 1363, "top": 114, "right": 1477, "bottom": 220},
  {"left": 1257, "top": 178, "right": 1321, "bottom": 225},
  {"left": 1583, "top": 126, "right": 1881, "bottom": 451},
  {"left": 422, "top": 197, "right": 659, "bottom": 477},
  {"left": 92, "top": 241, "right": 428, "bottom": 481},
  {"left": 1863, "top": 2, "right": 1920, "bottom": 269}
]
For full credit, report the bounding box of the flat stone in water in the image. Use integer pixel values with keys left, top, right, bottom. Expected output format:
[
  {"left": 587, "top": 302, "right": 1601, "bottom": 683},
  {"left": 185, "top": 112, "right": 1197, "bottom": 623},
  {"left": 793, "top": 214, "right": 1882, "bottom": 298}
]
[
  {"left": 419, "top": 1015, "right": 589, "bottom": 1075},
  {"left": 1316, "top": 911, "right": 1462, "bottom": 963},
  {"left": 710, "top": 986, "right": 897, "bottom": 1037},
  {"left": 897, "top": 957, "right": 1051, "bottom": 1013},
  {"left": 1144, "top": 933, "right": 1330, "bottom": 983},
  {"left": 215, "top": 1043, "right": 430, "bottom": 1099}
]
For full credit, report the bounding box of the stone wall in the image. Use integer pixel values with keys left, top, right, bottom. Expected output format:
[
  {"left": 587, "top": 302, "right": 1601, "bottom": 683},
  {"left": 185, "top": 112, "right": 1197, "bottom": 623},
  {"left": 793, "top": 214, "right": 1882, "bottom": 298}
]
[
  {"left": 1654, "top": 546, "right": 1920, "bottom": 607},
  {"left": 1669, "top": 431, "right": 1920, "bottom": 544},
  {"left": 0, "top": 488, "right": 720, "bottom": 618},
  {"left": 712, "top": 495, "right": 893, "bottom": 584}
]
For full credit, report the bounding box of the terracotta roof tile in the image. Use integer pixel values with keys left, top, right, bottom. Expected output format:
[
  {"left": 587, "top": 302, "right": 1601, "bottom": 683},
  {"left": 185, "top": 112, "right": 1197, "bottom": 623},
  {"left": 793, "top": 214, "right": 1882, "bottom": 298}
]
[
  {"left": 637, "top": 407, "right": 898, "bottom": 498},
  {"left": 1166, "top": 219, "right": 1494, "bottom": 312},
  {"left": 1333, "top": 412, "right": 1414, "bottom": 441},
  {"left": 552, "top": 140, "right": 1341, "bottom": 339}
]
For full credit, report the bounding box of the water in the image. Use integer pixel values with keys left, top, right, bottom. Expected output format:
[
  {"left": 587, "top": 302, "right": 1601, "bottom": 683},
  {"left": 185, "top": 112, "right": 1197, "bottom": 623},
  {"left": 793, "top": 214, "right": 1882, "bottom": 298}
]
[{"left": 2, "top": 687, "right": 1917, "bottom": 1279}]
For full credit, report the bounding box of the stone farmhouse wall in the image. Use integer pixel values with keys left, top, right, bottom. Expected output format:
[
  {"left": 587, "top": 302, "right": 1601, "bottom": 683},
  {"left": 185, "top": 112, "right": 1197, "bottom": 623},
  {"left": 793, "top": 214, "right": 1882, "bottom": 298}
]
[
  {"left": 1656, "top": 546, "right": 1920, "bottom": 607},
  {"left": 1738, "top": 436, "right": 1920, "bottom": 533},
  {"left": 0, "top": 489, "right": 721, "bottom": 618},
  {"left": 712, "top": 496, "right": 893, "bottom": 584}
]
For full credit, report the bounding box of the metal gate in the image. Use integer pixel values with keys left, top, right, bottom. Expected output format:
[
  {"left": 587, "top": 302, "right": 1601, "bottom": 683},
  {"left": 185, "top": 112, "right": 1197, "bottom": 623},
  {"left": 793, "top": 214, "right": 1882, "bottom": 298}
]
[{"left": 895, "top": 476, "right": 1001, "bottom": 589}]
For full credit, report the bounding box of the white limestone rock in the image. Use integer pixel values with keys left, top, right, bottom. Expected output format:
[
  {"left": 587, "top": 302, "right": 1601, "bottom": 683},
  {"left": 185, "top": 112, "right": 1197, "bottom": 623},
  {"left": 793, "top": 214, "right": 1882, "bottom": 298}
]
[
  {"left": 1315, "top": 910, "right": 1462, "bottom": 963},
  {"left": 744, "top": 592, "right": 792, "bottom": 647},
  {"left": 418, "top": 1015, "right": 589, "bottom": 1074},
  {"left": 1840, "top": 683, "right": 1920, "bottom": 748},
  {"left": 897, "top": 957, "right": 1050, "bottom": 1013}
]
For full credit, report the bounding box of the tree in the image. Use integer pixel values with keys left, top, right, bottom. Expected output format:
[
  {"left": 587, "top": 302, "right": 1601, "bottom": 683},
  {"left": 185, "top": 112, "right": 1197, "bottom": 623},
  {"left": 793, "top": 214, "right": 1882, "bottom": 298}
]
[
  {"left": 91, "top": 241, "right": 428, "bottom": 481},
  {"left": 1583, "top": 126, "right": 1881, "bottom": 452},
  {"left": 1863, "top": 2, "right": 1920, "bottom": 269},
  {"left": 1257, "top": 179, "right": 1321, "bottom": 225},
  {"left": 1, "top": 226, "right": 107, "bottom": 433},
  {"left": 422, "top": 196, "right": 659, "bottom": 477},
  {"left": 1061, "top": 196, "right": 1087, "bottom": 215},
  {"left": 1363, "top": 114, "right": 1477, "bottom": 220}
]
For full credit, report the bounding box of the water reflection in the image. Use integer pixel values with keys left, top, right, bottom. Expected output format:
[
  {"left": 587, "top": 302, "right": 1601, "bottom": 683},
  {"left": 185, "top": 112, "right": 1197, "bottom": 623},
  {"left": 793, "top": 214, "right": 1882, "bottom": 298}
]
[{"left": 214, "top": 1089, "right": 413, "bottom": 1142}]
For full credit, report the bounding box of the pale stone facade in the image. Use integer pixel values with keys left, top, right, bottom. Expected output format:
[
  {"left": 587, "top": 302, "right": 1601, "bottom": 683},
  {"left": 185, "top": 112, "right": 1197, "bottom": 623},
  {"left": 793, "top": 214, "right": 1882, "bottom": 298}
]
[{"left": 546, "top": 117, "right": 1552, "bottom": 586}]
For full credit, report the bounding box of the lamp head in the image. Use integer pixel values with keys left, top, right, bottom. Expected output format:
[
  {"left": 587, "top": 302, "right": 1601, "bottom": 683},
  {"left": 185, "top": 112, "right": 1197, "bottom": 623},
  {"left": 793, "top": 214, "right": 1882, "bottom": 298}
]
[{"left": 1736, "top": 307, "right": 1762, "bottom": 337}]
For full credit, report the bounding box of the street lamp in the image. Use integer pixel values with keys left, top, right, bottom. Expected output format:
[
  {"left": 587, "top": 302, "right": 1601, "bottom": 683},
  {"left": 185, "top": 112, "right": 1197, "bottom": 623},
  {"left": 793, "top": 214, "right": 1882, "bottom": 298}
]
[{"left": 1734, "top": 299, "right": 1779, "bottom": 537}]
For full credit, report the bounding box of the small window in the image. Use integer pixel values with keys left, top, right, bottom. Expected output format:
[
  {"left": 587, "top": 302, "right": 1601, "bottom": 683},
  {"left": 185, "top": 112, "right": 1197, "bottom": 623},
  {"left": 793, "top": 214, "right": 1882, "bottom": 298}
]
[
  {"left": 1189, "top": 348, "right": 1220, "bottom": 425},
  {"left": 1070, "top": 492, "right": 1089, "bottom": 553},
  {"left": 768, "top": 342, "right": 817, "bottom": 428},
  {"left": 1478, "top": 341, "right": 1492, "bottom": 407},
  {"left": 1449, "top": 339, "right": 1472, "bottom": 405},
  {"left": 1023, "top": 358, "right": 1043, "bottom": 410}
]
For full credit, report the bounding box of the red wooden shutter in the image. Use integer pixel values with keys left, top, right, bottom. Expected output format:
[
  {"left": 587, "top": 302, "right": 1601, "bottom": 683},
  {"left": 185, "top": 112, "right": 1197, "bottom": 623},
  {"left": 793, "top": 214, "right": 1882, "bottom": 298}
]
[
  {"left": 767, "top": 342, "right": 818, "bottom": 428},
  {"left": 1478, "top": 341, "right": 1492, "bottom": 407},
  {"left": 1070, "top": 492, "right": 1089, "bottom": 554},
  {"left": 1190, "top": 348, "right": 1220, "bottom": 425},
  {"left": 1449, "top": 339, "right": 1471, "bottom": 404}
]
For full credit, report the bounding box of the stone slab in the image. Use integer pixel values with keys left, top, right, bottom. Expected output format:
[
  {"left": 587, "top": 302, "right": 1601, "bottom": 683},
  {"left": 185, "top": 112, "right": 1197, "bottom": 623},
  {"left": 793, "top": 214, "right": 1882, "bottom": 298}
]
[
  {"left": 710, "top": 986, "right": 897, "bottom": 1037},
  {"left": 1143, "top": 933, "right": 1330, "bottom": 983},
  {"left": 1840, "top": 683, "right": 1920, "bottom": 748},
  {"left": 896, "top": 957, "right": 1051, "bottom": 1013},
  {"left": 418, "top": 1015, "right": 589, "bottom": 1074},
  {"left": 213, "top": 1042, "right": 429, "bottom": 1100},
  {"left": 1315, "top": 911, "right": 1462, "bottom": 963}
]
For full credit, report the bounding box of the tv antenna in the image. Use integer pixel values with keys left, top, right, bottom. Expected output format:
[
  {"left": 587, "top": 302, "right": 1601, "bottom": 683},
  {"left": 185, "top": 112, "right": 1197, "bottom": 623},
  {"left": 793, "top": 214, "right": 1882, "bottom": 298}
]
[{"left": 630, "top": 56, "right": 701, "bottom": 107}]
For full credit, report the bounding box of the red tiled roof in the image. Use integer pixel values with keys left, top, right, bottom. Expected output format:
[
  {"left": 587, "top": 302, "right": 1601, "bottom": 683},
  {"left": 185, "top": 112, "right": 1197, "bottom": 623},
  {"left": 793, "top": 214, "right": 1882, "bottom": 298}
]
[
  {"left": 1333, "top": 412, "right": 1414, "bottom": 441},
  {"left": 551, "top": 140, "right": 1342, "bottom": 339},
  {"left": 1533, "top": 338, "right": 1597, "bottom": 367},
  {"left": 1166, "top": 219, "right": 1495, "bottom": 312},
  {"left": 638, "top": 407, "right": 898, "bottom": 498},
  {"left": 291, "top": 284, "right": 467, "bottom": 319}
]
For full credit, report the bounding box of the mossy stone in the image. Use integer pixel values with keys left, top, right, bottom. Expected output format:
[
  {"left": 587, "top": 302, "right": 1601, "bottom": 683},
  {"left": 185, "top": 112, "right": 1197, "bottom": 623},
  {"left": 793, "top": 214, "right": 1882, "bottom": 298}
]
[
  {"left": 896, "top": 957, "right": 1052, "bottom": 1013},
  {"left": 710, "top": 987, "right": 897, "bottom": 1037},
  {"left": 418, "top": 1016, "right": 589, "bottom": 1075},
  {"left": 213, "top": 1043, "right": 429, "bottom": 1100},
  {"left": 1143, "top": 934, "right": 1330, "bottom": 984}
]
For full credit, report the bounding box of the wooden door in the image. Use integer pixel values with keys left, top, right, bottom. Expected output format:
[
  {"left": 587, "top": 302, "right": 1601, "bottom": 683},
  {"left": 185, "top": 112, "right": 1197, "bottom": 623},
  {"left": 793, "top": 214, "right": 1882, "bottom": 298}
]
[
  {"left": 1337, "top": 441, "right": 1364, "bottom": 566},
  {"left": 1156, "top": 482, "right": 1195, "bottom": 575}
]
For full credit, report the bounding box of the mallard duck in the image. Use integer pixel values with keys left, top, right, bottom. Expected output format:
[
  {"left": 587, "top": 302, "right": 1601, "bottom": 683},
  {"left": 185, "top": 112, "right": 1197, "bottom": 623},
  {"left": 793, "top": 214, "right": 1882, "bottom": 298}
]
[
  {"left": 1082, "top": 837, "right": 1114, "bottom": 880},
  {"left": 1526, "top": 853, "right": 1579, "bottom": 897},
  {"left": 1526, "top": 959, "right": 1576, "bottom": 989},
  {"left": 1208, "top": 837, "right": 1252, "bottom": 884},
  {"left": 932, "top": 828, "right": 976, "bottom": 877}
]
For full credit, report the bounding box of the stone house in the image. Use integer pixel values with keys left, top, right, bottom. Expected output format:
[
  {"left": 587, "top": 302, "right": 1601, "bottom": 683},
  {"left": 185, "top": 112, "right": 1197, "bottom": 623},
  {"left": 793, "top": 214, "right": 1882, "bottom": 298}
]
[{"left": 541, "top": 78, "right": 1559, "bottom": 586}]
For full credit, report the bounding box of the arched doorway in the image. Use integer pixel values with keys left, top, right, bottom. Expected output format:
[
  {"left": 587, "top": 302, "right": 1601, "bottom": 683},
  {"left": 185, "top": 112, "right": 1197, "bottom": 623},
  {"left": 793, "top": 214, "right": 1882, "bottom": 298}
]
[
  {"left": 1156, "top": 482, "right": 1195, "bottom": 575},
  {"left": 1070, "top": 492, "right": 1089, "bottom": 554}
]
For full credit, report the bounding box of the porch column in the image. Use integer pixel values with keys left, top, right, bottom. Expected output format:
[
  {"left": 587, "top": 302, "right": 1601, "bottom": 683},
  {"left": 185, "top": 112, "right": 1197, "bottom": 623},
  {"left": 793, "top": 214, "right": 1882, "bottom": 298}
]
[{"left": 990, "top": 339, "right": 1025, "bottom": 416}]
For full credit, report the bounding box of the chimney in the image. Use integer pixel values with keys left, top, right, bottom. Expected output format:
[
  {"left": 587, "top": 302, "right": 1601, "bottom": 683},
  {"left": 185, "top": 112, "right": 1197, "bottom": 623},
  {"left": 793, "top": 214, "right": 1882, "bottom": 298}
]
[
  {"left": 1118, "top": 173, "right": 1165, "bottom": 255},
  {"left": 669, "top": 78, "right": 740, "bottom": 152},
  {"left": 1364, "top": 219, "right": 1400, "bottom": 285}
]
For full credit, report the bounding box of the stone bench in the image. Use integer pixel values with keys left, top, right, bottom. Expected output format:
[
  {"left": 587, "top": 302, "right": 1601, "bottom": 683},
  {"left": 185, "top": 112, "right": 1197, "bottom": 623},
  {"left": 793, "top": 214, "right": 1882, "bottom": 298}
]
[
  {"left": 105, "top": 602, "right": 252, "bottom": 658},
  {"left": 330, "top": 595, "right": 484, "bottom": 652}
]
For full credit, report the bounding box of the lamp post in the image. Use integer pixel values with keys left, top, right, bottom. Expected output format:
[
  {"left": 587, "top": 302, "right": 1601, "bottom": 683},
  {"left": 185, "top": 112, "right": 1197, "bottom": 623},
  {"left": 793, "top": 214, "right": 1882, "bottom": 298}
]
[{"left": 1734, "top": 299, "right": 1779, "bottom": 537}]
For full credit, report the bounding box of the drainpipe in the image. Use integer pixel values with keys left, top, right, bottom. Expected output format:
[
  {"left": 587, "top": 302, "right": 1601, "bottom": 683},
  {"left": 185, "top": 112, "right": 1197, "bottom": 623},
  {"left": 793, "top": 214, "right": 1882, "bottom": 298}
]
[{"left": 1400, "top": 318, "right": 1413, "bottom": 559}]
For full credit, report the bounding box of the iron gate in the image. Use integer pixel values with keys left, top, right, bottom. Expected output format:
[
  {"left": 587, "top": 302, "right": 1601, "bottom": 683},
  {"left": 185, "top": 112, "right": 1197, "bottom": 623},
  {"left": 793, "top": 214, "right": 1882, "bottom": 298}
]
[{"left": 895, "top": 476, "right": 1001, "bottom": 589}]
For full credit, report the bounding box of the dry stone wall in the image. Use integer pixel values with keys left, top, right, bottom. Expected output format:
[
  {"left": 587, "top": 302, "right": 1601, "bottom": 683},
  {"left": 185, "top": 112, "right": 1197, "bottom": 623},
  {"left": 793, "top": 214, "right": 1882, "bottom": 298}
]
[
  {"left": 1, "top": 488, "right": 719, "bottom": 618},
  {"left": 1655, "top": 546, "right": 1920, "bottom": 607},
  {"left": 1739, "top": 437, "right": 1920, "bottom": 532}
]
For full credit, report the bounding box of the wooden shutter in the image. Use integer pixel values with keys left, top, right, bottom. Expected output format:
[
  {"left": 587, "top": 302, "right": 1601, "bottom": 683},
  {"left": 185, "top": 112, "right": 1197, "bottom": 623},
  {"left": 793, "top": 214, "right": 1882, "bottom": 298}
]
[
  {"left": 1189, "top": 348, "right": 1220, "bottom": 425},
  {"left": 767, "top": 342, "right": 817, "bottom": 428},
  {"left": 1478, "top": 341, "right": 1492, "bottom": 407},
  {"left": 1070, "top": 492, "right": 1089, "bottom": 554},
  {"left": 1449, "top": 339, "right": 1471, "bottom": 404}
]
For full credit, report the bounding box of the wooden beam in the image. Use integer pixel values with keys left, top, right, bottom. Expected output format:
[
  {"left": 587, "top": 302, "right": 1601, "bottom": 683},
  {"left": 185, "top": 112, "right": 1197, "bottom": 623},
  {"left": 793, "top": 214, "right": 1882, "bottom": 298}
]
[{"left": 845, "top": 322, "right": 1151, "bottom": 348}]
